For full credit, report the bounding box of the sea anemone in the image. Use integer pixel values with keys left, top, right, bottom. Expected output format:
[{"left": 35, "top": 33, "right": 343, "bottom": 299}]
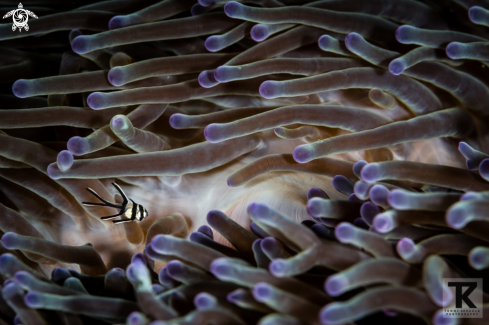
[{"left": 0, "top": 0, "right": 489, "bottom": 324}]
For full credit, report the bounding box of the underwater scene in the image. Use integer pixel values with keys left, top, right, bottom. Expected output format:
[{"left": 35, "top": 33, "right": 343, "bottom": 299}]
[{"left": 0, "top": 0, "right": 489, "bottom": 324}]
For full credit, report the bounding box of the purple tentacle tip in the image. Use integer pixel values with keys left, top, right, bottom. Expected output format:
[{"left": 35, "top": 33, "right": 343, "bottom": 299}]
[
  {"left": 360, "top": 163, "right": 380, "bottom": 183},
  {"left": 2, "top": 282, "right": 16, "bottom": 293},
  {"left": 469, "top": 6, "right": 486, "bottom": 24},
  {"left": 197, "top": 225, "right": 214, "bottom": 239},
  {"left": 445, "top": 42, "right": 462, "bottom": 59},
  {"left": 126, "top": 260, "right": 148, "bottom": 284},
  {"left": 259, "top": 80, "right": 279, "bottom": 99},
  {"left": 373, "top": 213, "right": 392, "bottom": 233},
  {"left": 206, "top": 209, "right": 226, "bottom": 226},
  {"left": 292, "top": 145, "right": 313, "bottom": 163},
  {"left": 360, "top": 202, "right": 380, "bottom": 225},
  {"left": 69, "top": 29, "right": 82, "bottom": 42},
  {"left": 461, "top": 192, "right": 478, "bottom": 201},
  {"left": 86, "top": 92, "right": 106, "bottom": 110},
  {"left": 354, "top": 217, "right": 369, "bottom": 229},
  {"left": 127, "top": 312, "right": 144, "bottom": 325},
  {"left": 57, "top": 150, "right": 74, "bottom": 172},
  {"left": 383, "top": 309, "right": 399, "bottom": 317},
  {"left": 108, "top": 67, "right": 125, "bottom": 86},
  {"left": 227, "top": 290, "right": 242, "bottom": 303},
  {"left": 469, "top": 248, "right": 488, "bottom": 269},
  {"left": 158, "top": 267, "right": 173, "bottom": 285},
  {"left": 395, "top": 25, "right": 414, "bottom": 44},
  {"left": 198, "top": 70, "right": 219, "bottom": 88},
  {"left": 458, "top": 140, "right": 473, "bottom": 157},
  {"left": 169, "top": 113, "right": 184, "bottom": 129},
  {"left": 247, "top": 202, "right": 273, "bottom": 219},
  {"left": 71, "top": 36, "right": 89, "bottom": 54},
  {"left": 203, "top": 124, "right": 224, "bottom": 143},
  {"left": 458, "top": 142, "right": 478, "bottom": 170},
  {"left": 1, "top": 232, "right": 17, "bottom": 249},
  {"left": 251, "top": 24, "right": 269, "bottom": 42},
  {"left": 210, "top": 259, "right": 231, "bottom": 277},
  {"left": 67, "top": 136, "right": 89, "bottom": 156},
  {"left": 191, "top": 3, "right": 209, "bottom": 16},
  {"left": 260, "top": 237, "right": 276, "bottom": 251},
  {"left": 214, "top": 66, "right": 235, "bottom": 83},
  {"left": 108, "top": 16, "right": 126, "bottom": 30},
  {"left": 250, "top": 221, "right": 268, "bottom": 238},
  {"left": 0, "top": 253, "right": 15, "bottom": 267},
  {"left": 445, "top": 207, "right": 466, "bottom": 229},
  {"left": 348, "top": 194, "right": 364, "bottom": 203},
  {"left": 387, "top": 189, "right": 405, "bottom": 208},
  {"left": 204, "top": 36, "right": 221, "bottom": 52},
  {"left": 325, "top": 275, "right": 348, "bottom": 296},
  {"left": 194, "top": 292, "right": 216, "bottom": 308},
  {"left": 198, "top": 0, "right": 215, "bottom": 7},
  {"left": 111, "top": 115, "right": 126, "bottom": 130},
  {"left": 12, "top": 79, "right": 29, "bottom": 98},
  {"left": 269, "top": 259, "right": 286, "bottom": 276},
  {"left": 397, "top": 237, "right": 415, "bottom": 256},
  {"left": 344, "top": 32, "right": 362, "bottom": 49},
  {"left": 150, "top": 235, "right": 170, "bottom": 254},
  {"left": 152, "top": 284, "right": 165, "bottom": 295},
  {"left": 131, "top": 253, "right": 148, "bottom": 266},
  {"left": 307, "top": 187, "right": 329, "bottom": 200},
  {"left": 253, "top": 282, "right": 271, "bottom": 301},
  {"left": 433, "top": 310, "right": 456, "bottom": 325},
  {"left": 108, "top": 267, "right": 125, "bottom": 278},
  {"left": 318, "top": 34, "right": 334, "bottom": 50},
  {"left": 166, "top": 260, "right": 183, "bottom": 277},
  {"left": 369, "top": 185, "right": 389, "bottom": 206},
  {"left": 224, "top": 1, "right": 242, "bottom": 17},
  {"left": 352, "top": 160, "right": 368, "bottom": 178},
  {"left": 389, "top": 59, "right": 405, "bottom": 75},
  {"left": 306, "top": 197, "right": 323, "bottom": 217},
  {"left": 52, "top": 268, "right": 71, "bottom": 283},
  {"left": 47, "top": 162, "right": 62, "bottom": 179},
  {"left": 354, "top": 181, "right": 371, "bottom": 199},
  {"left": 332, "top": 175, "right": 354, "bottom": 195},
  {"left": 24, "top": 292, "right": 42, "bottom": 308},
  {"left": 479, "top": 158, "right": 489, "bottom": 179},
  {"left": 311, "top": 223, "right": 334, "bottom": 239},
  {"left": 335, "top": 222, "right": 355, "bottom": 242},
  {"left": 13, "top": 271, "right": 29, "bottom": 286},
  {"left": 320, "top": 303, "right": 347, "bottom": 324}
]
